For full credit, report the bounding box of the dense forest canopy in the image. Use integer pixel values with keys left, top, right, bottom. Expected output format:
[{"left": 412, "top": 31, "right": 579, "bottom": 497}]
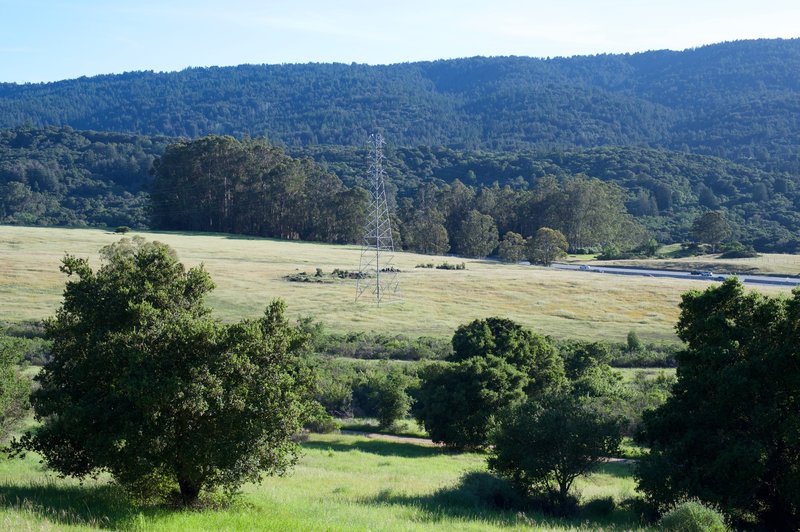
[
  {"left": 0, "top": 127, "right": 168, "bottom": 227},
  {"left": 2, "top": 39, "right": 800, "bottom": 252},
  {"left": 296, "top": 144, "right": 800, "bottom": 251},
  {"left": 1, "top": 39, "right": 799, "bottom": 173},
  {"left": 3, "top": 127, "right": 799, "bottom": 252},
  {"left": 150, "top": 135, "right": 366, "bottom": 243}
]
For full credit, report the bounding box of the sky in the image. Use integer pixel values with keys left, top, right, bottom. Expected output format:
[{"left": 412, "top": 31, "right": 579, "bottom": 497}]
[{"left": 1, "top": 0, "right": 799, "bottom": 83}]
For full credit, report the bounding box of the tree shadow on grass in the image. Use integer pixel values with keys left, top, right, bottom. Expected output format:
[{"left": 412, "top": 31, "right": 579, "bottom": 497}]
[
  {"left": 361, "top": 471, "right": 642, "bottom": 530},
  {"left": 0, "top": 481, "right": 160, "bottom": 529},
  {"left": 303, "top": 437, "right": 447, "bottom": 459},
  {"left": 360, "top": 471, "right": 566, "bottom": 529}
]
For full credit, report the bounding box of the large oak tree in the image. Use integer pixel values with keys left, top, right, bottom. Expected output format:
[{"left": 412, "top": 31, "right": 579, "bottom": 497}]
[
  {"left": 19, "top": 238, "right": 314, "bottom": 505},
  {"left": 637, "top": 279, "right": 800, "bottom": 529}
]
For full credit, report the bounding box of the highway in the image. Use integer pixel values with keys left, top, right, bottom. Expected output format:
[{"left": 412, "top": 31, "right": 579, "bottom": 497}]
[{"left": 551, "top": 263, "right": 800, "bottom": 288}]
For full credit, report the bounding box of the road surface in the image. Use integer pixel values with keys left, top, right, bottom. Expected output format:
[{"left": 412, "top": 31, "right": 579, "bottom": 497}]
[{"left": 551, "top": 263, "right": 800, "bottom": 288}]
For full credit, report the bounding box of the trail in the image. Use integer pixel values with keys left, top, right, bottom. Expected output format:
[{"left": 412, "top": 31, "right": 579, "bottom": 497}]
[
  {"left": 339, "top": 429, "right": 436, "bottom": 446},
  {"left": 338, "top": 429, "right": 638, "bottom": 462}
]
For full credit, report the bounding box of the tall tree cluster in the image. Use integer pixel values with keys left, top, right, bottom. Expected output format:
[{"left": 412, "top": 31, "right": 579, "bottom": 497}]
[
  {"left": 149, "top": 136, "right": 647, "bottom": 258},
  {"left": 150, "top": 136, "right": 367, "bottom": 243},
  {"left": 396, "top": 175, "right": 646, "bottom": 257}
]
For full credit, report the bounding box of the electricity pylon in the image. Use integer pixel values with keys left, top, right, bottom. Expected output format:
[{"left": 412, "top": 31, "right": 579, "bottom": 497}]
[{"left": 355, "top": 133, "right": 400, "bottom": 305}]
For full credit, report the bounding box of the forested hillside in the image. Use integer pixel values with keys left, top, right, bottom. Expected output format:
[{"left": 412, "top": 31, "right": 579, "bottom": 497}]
[
  {"left": 3, "top": 127, "right": 799, "bottom": 252},
  {"left": 297, "top": 144, "right": 800, "bottom": 250},
  {"left": 1, "top": 39, "right": 799, "bottom": 172},
  {"left": 0, "top": 127, "right": 168, "bottom": 227}
]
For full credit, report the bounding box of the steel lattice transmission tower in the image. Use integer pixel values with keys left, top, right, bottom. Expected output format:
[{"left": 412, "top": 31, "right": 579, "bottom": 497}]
[{"left": 355, "top": 133, "right": 400, "bottom": 304}]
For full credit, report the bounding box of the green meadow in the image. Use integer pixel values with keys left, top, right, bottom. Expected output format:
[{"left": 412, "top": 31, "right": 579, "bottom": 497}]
[
  {"left": 1, "top": 224, "right": 787, "bottom": 530},
  {"left": 1, "top": 225, "right": 791, "bottom": 343},
  {"left": 0, "top": 432, "right": 644, "bottom": 531}
]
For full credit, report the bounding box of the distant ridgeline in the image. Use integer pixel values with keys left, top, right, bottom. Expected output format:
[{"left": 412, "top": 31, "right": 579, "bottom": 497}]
[
  {"left": 2, "top": 127, "right": 800, "bottom": 253},
  {"left": 1, "top": 39, "right": 799, "bottom": 173}
]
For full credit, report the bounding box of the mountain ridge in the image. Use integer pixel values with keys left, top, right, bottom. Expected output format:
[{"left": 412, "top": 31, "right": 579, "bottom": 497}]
[{"left": 1, "top": 38, "right": 798, "bottom": 171}]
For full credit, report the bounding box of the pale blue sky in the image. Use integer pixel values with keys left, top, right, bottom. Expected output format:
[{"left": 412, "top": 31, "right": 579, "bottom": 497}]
[{"left": 1, "top": 0, "right": 798, "bottom": 83}]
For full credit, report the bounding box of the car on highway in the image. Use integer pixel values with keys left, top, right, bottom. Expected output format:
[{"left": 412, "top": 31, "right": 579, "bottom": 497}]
[{"left": 578, "top": 265, "right": 590, "bottom": 271}]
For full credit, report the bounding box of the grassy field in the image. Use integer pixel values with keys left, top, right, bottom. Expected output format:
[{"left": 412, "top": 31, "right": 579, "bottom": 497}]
[
  {"left": 340, "top": 418, "right": 430, "bottom": 439},
  {"left": 615, "top": 367, "right": 675, "bottom": 382},
  {"left": 2, "top": 225, "right": 794, "bottom": 343},
  {"left": 0, "top": 432, "right": 646, "bottom": 531}
]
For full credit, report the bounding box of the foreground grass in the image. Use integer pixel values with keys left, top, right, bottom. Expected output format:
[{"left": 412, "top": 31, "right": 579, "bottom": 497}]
[
  {"left": 0, "top": 433, "right": 646, "bottom": 531},
  {"left": 3, "top": 226, "right": 792, "bottom": 343}
]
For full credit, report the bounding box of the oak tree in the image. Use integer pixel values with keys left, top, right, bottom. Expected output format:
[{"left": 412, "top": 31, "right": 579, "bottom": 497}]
[
  {"left": 638, "top": 279, "right": 800, "bottom": 529},
  {"left": 19, "top": 238, "right": 313, "bottom": 505}
]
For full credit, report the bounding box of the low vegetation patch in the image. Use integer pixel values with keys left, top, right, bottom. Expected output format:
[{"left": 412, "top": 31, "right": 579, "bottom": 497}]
[
  {"left": 658, "top": 499, "right": 728, "bottom": 532},
  {"left": 284, "top": 267, "right": 371, "bottom": 283},
  {"left": 415, "top": 261, "right": 466, "bottom": 270}
]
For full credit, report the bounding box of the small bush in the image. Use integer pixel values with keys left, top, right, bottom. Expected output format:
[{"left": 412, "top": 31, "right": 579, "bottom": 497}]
[
  {"left": 120, "top": 471, "right": 177, "bottom": 504},
  {"left": 718, "top": 249, "right": 759, "bottom": 259},
  {"left": 658, "top": 499, "right": 728, "bottom": 532},
  {"left": 284, "top": 271, "right": 334, "bottom": 283},
  {"left": 436, "top": 262, "right": 466, "bottom": 270},
  {"left": 436, "top": 471, "right": 524, "bottom": 511},
  {"left": 305, "top": 416, "right": 340, "bottom": 434},
  {"left": 580, "top": 496, "right": 616, "bottom": 518},
  {"left": 114, "top": 226, "right": 131, "bottom": 234},
  {"left": 528, "top": 491, "right": 580, "bottom": 517},
  {"left": 331, "top": 268, "right": 368, "bottom": 279},
  {"left": 414, "top": 262, "right": 466, "bottom": 270},
  {"left": 620, "top": 497, "right": 659, "bottom": 524},
  {"left": 370, "top": 369, "right": 414, "bottom": 429},
  {"left": 304, "top": 403, "right": 341, "bottom": 433},
  {"left": 718, "top": 241, "right": 759, "bottom": 259},
  {"left": 626, "top": 331, "right": 642, "bottom": 352}
]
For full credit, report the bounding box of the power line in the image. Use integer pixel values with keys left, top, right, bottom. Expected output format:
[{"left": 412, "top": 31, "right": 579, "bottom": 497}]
[{"left": 355, "top": 133, "right": 400, "bottom": 305}]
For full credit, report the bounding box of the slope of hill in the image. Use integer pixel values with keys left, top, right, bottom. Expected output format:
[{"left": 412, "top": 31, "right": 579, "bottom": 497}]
[
  {"left": 297, "top": 144, "right": 800, "bottom": 250},
  {"left": 2, "top": 126, "right": 799, "bottom": 251},
  {"left": 0, "top": 127, "right": 169, "bottom": 227},
  {"left": 1, "top": 39, "right": 799, "bottom": 172}
]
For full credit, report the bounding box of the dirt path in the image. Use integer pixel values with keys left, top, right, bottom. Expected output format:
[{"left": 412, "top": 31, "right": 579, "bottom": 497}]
[
  {"left": 339, "top": 430, "right": 639, "bottom": 463},
  {"left": 339, "top": 429, "right": 437, "bottom": 446}
]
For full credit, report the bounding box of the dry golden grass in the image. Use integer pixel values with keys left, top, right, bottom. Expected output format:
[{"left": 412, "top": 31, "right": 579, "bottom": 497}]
[{"left": 0, "top": 226, "right": 792, "bottom": 342}]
